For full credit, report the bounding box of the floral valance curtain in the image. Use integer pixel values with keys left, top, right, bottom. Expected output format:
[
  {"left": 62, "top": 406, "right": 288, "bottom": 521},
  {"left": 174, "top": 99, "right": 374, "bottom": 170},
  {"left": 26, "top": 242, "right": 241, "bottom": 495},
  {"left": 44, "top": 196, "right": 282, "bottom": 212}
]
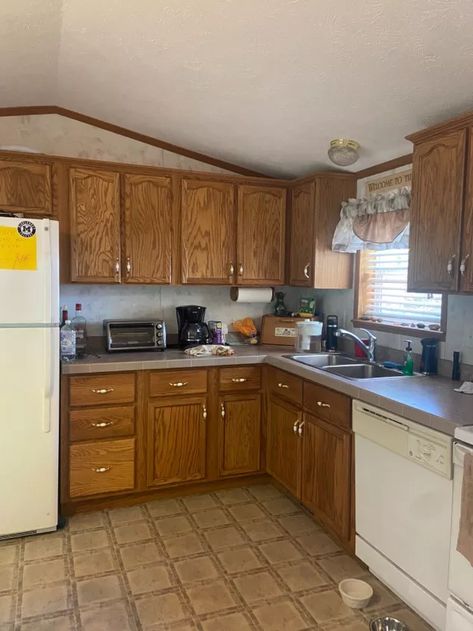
[{"left": 332, "top": 186, "right": 411, "bottom": 252}]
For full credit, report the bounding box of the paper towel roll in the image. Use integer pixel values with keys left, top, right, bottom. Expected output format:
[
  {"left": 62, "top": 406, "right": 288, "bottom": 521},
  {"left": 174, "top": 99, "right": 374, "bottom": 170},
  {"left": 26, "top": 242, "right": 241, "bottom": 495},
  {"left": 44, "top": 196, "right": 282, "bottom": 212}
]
[{"left": 230, "top": 287, "right": 274, "bottom": 303}]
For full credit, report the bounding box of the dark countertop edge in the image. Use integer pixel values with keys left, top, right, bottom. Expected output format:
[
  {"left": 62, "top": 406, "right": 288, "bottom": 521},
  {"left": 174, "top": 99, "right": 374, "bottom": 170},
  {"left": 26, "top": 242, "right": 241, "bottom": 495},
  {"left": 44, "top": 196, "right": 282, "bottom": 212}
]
[{"left": 61, "top": 349, "right": 472, "bottom": 436}]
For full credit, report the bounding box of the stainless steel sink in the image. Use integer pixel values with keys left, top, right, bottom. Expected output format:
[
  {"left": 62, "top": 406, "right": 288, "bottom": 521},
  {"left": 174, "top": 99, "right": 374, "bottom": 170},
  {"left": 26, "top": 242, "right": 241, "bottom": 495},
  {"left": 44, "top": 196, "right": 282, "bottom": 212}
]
[
  {"left": 322, "top": 363, "right": 404, "bottom": 379},
  {"left": 284, "top": 353, "right": 360, "bottom": 368}
]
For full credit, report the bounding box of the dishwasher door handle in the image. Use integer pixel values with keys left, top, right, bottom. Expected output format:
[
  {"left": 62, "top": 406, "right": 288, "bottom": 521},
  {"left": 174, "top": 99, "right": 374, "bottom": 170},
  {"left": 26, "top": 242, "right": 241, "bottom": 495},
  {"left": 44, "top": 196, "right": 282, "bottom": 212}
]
[{"left": 360, "top": 406, "right": 409, "bottom": 431}]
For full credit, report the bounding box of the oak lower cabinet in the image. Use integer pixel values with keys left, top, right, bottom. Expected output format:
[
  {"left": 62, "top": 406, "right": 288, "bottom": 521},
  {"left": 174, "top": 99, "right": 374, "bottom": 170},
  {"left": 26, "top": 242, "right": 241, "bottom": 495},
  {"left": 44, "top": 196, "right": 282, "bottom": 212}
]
[
  {"left": 0, "top": 157, "right": 52, "bottom": 215},
  {"left": 266, "top": 395, "right": 301, "bottom": 498},
  {"left": 301, "top": 413, "right": 352, "bottom": 543},
  {"left": 147, "top": 396, "right": 207, "bottom": 486},
  {"left": 63, "top": 372, "right": 138, "bottom": 503},
  {"left": 218, "top": 393, "right": 262, "bottom": 477},
  {"left": 265, "top": 367, "right": 353, "bottom": 548}
]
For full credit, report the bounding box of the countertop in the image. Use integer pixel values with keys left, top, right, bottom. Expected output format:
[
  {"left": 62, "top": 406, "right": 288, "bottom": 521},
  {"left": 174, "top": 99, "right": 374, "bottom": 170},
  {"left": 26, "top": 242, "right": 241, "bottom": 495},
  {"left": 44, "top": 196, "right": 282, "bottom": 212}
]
[{"left": 62, "top": 346, "right": 473, "bottom": 436}]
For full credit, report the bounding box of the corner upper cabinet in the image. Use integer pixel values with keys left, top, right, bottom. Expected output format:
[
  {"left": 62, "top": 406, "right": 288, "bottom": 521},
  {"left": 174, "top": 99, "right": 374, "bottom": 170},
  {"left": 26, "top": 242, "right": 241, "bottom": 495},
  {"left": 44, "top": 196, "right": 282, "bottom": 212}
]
[
  {"left": 237, "top": 185, "right": 286, "bottom": 285},
  {"left": 408, "top": 130, "right": 466, "bottom": 292},
  {"left": 123, "top": 174, "right": 173, "bottom": 284},
  {"left": 288, "top": 175, "right": 355, "bottom": 289},
  {"left": 70, "top": 167, "right": 121, "bottom": 283},
  {"left": 460, "top": 127, "right": 473, "bottom": 292},
  {"left": 181, "top": 179, "right": 236, "bottom": 284},
  {"left": 0, "top": 158, "right": 52, "bottom": 215}
]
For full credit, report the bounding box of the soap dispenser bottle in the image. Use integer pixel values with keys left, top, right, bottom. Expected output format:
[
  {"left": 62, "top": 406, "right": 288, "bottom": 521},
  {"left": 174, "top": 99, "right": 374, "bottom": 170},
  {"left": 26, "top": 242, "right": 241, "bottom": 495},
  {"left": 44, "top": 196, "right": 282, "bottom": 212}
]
[{"left": 403, "top": 340, "right": 414, "bottom": 376}]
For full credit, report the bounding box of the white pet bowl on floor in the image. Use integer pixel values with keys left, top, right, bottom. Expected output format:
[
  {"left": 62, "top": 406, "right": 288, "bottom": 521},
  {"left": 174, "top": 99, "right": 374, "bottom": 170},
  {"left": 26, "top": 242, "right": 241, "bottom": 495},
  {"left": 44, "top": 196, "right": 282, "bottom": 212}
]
[{"left": 338, "top": 578, "right": 374, "bottom": 609}]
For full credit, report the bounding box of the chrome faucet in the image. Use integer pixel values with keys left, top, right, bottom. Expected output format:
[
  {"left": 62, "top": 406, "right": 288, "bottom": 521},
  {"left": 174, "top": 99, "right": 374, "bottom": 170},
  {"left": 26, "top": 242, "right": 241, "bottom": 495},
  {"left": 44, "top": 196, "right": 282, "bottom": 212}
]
[{"left": 335, "top": 328, "right": 377, "bottom": 363}]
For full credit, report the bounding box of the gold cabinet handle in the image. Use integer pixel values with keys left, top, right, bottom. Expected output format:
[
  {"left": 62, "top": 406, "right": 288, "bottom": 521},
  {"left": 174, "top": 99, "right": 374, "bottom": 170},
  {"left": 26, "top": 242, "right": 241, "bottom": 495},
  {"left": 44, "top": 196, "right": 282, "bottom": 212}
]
[
  {"left": 238, "top": 263, "right": 243, "bottom": 276},
  {"left": 278, "top": 382, "right": 289, "bottom": 389},
  {"left": 92, "top": 466, "right": 111, "bottom": 473},
  {"left": 126, "top": 257, "right": 132, "bottom": 276},
  {"left": 447, "top": 254, "right": 456, "bottom": 276},
  {"left": 229, "top": 263, "right": 235, "bottom": 276},
  {"left": 220, "top": 402, "right": 225, "bottom": 419},
  {"left": 231, "top": 377, "right": 247, "bottom": 383},
  {"left": 303, "top": 263, "right": 311, "bottom": 279},
  {"left": 114, "top": 258, "right": 120, "bottom": 278},
  {"left": 316, "top": 401, "right": 331, "bottom": 408},
  {"left": 293, "top": 419, "right": 301, "bottom": 434},
  {"left": 91, "top": 388, "right": 114, "bottom": 395},
  {"left": 90, "top": 421, "right": 114, "bottom": 428},
  {"left": 169, "top": 381, "right": 188, "bottom": 388},
  {"left": 460, "top": 254, "right": 470, "bottom": 276},
  {"left": 298, "top": 421, "right": 305, "bottom": 437},
  {"left": 202, "top": 405, "right": 207, "bottom": 420}
]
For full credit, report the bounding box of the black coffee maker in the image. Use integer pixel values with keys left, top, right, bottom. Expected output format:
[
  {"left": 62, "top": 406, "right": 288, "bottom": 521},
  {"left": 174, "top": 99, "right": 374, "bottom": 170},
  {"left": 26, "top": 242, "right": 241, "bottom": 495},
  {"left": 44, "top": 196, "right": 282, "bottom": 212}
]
[{"left": 176, "top": 305, "right": 211, "bottom": 348}]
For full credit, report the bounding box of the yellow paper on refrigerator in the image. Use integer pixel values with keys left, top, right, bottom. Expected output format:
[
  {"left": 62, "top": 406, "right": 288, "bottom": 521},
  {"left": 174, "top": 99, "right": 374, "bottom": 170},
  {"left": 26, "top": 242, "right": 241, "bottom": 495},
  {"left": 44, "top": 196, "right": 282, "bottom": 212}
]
[{"left": 0, "top": 226, "right": 37, "bottom": 271}]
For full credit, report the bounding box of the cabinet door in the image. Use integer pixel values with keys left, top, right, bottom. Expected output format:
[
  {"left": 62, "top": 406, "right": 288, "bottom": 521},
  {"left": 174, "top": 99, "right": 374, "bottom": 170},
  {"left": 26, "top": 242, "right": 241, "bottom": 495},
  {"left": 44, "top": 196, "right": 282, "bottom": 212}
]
[
  {"left": 301, "top": 413, "right": 351, "bottom": 543},
  {"left": 289, "top": 181, "right": 315, "bottom": 286},
  {"left": 181, "top": 179, "right": 236, "bottom": 284},
  {"left": 123, "top": 174, "right": 173, "bottom": 284},
  {"left": 219, "top": 393, "right": 261, "bottom": 477},
  {"left": 408, "top": 131, "right": 466, "bottom": 291},
  {"left": 460, "top": 127, "right": 473, "bottom": 292},
  {"left": 70, "top": 168, "right": 121, "bottom": 283},
  {"left": 0, "top": 159, "right": 52, "bottom": 215},
  {"left": 147, "top": 397, "right": 207, "bottom": 487},
  {"left": 237, "top": 185, "right": 286, "bottom": 285},
  {"left": 266, "top": 396, "right": 301, "bottom": 498}
]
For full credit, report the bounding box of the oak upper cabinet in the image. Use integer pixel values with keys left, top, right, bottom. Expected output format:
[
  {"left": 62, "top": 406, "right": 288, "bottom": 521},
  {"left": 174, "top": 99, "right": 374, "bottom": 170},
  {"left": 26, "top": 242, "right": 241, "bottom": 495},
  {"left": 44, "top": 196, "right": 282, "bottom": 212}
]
[
  {"left": 301, "top": 413, "right": 351, "bottom": 543},
  {"left": 70, "top": 168, "right": 121, "bottom": 283},
  {"left": 289, "top": 181, "right": 315, "bottom": 286},
  {"left": 181, "top": 179, "right": 236, "bottom": 284},
  {"left": 459, "top": 127, "right": 473, "bottom": 292},
  {"left": 0, "top": 158, "right": 52, "bottom": 215},
  {"left": 237, "top": 185, "right": 286, "bottom": 285},
  {"left": 123, "top": 174, "right": 173, "bottom": 284},
  {"left": 147, "top": 396, "right": 207, "bottom": 487},
  {"left": 218, "top": 393, "right": 261, "bottom": 477},
  {"left": 408, "top": 130, "right": 466, "bottom": 292},
  {"left": 289, "top": 175, "right": 355, "bottom": 289},
  {"left": 266, "top": 395, "right": 302, "bottom": 498}
]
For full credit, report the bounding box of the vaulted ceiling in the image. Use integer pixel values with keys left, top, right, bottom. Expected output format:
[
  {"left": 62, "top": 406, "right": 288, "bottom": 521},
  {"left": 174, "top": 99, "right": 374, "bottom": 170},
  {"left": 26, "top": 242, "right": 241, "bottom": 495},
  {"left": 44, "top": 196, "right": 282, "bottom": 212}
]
[{"left": 2, "top": 0, "right": 473, "bottom": 176}]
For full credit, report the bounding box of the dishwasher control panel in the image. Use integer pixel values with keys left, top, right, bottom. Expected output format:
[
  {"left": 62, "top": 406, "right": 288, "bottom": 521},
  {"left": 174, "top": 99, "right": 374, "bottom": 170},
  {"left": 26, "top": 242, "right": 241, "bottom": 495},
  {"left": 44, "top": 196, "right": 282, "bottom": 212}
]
[{"left": 407, "top": 432, "right": 452, "bottom": 478}]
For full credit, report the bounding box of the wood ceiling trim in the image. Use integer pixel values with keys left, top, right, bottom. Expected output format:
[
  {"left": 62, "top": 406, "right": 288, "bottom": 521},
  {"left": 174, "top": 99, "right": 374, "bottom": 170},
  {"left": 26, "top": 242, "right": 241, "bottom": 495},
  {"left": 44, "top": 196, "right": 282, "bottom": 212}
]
[
  {"left": 0, "top": 105, "right": 269, "bottom": 178},
  {"left": 354, "top": 154, "right": 412, "bottom": 179}
]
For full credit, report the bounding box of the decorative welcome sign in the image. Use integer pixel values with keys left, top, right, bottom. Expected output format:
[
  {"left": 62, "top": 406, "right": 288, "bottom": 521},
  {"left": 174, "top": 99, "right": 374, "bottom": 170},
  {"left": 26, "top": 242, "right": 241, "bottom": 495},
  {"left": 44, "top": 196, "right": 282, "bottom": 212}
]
[{"left": 365, "top": 168, "right": 412, "bottom": 197}]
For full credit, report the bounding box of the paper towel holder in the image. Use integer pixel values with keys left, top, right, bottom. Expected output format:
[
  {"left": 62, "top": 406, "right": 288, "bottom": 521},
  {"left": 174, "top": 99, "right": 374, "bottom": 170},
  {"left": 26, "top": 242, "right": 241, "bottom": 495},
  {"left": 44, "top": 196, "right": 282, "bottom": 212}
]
[{"left": 230, "top": 287, "right": 274, "bottom": 303}]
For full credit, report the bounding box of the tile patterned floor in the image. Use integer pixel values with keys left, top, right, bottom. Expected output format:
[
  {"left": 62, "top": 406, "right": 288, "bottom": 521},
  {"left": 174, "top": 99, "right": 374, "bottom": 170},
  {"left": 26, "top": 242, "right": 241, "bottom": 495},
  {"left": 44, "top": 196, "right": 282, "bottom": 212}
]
[{"left": 0, "top": 484, "right": 433, "bottom": 630}]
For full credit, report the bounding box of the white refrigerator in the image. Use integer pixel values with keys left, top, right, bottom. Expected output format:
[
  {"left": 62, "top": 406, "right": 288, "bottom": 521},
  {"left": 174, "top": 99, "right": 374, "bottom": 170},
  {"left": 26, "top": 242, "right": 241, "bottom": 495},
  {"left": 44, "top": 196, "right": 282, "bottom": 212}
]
[{"left": 0, "top": 216, "right": 60, "bottom": 539}]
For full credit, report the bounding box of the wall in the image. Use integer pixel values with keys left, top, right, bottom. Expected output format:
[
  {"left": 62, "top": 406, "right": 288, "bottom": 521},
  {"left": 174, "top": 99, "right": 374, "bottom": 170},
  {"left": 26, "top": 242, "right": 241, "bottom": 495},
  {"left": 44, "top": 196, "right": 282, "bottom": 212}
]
[
  {"left": 314, "top": 166, "right": 473, "bottom": 368},
  {"left": 60, "top": 284, "right": 280, "bottom": 337},
  {"left": 0, "top": 114, "right": 235, "bottom": 174}
]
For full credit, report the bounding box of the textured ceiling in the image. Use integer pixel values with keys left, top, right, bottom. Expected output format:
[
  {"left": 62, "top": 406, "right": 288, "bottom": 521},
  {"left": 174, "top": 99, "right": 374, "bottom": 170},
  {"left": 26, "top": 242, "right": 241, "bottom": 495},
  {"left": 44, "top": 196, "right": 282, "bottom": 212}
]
[{"left": 2, "top": 0, "right": 473, "bottom": 176}]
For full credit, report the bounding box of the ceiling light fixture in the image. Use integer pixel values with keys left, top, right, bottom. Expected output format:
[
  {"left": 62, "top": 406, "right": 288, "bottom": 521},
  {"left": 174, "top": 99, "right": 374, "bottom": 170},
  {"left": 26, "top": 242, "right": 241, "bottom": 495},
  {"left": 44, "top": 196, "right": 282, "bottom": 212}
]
[{"left": 328, "top": 138, "right": 360, "bottom": 167}]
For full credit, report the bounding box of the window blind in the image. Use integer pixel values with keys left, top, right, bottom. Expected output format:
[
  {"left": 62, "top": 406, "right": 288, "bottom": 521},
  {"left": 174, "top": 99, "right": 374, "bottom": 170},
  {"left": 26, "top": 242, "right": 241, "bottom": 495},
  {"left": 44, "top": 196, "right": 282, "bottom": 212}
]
[{"left": 361, "top": 249, "right": 442, "bottom": 326}]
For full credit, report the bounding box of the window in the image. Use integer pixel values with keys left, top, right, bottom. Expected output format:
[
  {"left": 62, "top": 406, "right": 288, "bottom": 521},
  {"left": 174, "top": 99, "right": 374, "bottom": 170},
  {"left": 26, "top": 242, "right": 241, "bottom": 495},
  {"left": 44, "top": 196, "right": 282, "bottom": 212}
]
[{"left": 355, "top": 248, "right": 445, "bottom": 336}]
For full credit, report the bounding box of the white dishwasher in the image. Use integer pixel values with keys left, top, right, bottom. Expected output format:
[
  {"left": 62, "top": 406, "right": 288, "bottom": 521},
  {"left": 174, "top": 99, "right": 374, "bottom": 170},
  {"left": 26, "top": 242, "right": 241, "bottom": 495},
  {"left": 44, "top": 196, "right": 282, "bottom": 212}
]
[{"left": 353, "top": 400, "right": 453, "bottom": 631}]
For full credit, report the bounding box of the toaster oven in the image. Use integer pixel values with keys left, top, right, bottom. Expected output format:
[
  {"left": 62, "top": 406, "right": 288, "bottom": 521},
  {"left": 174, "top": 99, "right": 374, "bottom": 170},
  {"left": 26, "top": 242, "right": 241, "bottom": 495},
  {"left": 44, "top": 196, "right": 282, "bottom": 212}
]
[{"left": 104, "top": 319, "right": 167, "bottom": 352}]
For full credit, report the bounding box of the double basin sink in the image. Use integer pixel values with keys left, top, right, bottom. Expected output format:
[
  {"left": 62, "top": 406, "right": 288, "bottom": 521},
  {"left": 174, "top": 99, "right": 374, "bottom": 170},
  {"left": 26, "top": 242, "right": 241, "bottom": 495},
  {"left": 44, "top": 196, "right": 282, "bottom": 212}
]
[{"left": 284, "top": 353, "right": 407, "bottom": 380}]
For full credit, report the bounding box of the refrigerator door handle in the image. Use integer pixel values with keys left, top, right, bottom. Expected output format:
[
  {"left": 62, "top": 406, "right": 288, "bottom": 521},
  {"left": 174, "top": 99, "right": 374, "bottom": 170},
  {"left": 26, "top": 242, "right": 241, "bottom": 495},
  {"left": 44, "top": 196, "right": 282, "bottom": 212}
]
[{"left": 42, "top": 328, "right": 53, "bottom": 433}]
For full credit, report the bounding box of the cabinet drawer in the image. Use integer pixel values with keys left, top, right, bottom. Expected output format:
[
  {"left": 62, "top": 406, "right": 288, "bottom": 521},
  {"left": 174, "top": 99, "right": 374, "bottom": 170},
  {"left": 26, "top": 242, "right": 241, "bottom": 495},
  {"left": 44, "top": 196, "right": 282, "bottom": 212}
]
[
  {"left": 69, "top": 438, "right": 135, "bottom": 498},
  {"left": 69, "top": 406, "right": 135, "bottom": 442},
  {"left": 303, "top": 382, "right": 351, "bottom": 429},
  {"left": 69, "top": 373, "right": 136, "bottom": 407},
  {"left": 149, "top": 369, "right": 207, "bottom": 397},
  {"left": 267, "top": 367, "right": 302, "bottom": 406},
  {"left": 219, "top": 366, "right": 261, "bottom": 392}
]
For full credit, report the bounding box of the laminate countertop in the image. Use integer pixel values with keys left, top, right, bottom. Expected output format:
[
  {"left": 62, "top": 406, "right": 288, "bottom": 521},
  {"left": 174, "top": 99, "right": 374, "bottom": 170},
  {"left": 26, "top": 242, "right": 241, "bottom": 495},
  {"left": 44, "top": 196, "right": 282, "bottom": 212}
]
[{"left": 62, "top": 346, "right": 473, "bottom": 436}]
